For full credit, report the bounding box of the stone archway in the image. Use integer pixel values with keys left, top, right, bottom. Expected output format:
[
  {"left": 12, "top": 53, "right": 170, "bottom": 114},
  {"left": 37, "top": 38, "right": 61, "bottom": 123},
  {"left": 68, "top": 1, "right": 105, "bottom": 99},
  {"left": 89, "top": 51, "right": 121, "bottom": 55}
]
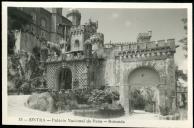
[
  {"left": 128, "top": 67, "right": 160, "bottom": 113},
  {"left": 57, "top": 67, "right": 72, "bottom": 90}
]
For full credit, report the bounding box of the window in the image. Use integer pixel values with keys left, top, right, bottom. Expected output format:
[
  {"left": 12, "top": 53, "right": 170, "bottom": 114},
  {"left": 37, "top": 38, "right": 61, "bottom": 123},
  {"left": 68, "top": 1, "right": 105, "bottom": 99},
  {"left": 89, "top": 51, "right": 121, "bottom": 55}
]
[
  {"left": 74, "top": 40, "right": 80, "bottom": 48},
  {"left": 41, "top": 18, "right": 46, "bottom": 28}
]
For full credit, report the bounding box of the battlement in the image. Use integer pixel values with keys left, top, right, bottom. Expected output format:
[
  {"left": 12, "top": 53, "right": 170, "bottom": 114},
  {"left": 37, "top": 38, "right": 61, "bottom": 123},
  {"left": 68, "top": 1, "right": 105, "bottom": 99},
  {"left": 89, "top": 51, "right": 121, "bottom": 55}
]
[
  {"left": 70, "top": 25, "right": 85, "bottom": 35},
  {"left": 105, "top": 39, "right": 175, "bottom": 51}
]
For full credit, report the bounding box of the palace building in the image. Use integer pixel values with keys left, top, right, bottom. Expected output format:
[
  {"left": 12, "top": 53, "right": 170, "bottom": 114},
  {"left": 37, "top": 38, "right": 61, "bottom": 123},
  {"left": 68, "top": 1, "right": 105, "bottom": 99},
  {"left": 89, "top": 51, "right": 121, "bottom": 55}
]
[{"left": 8, "top": 8, "right": 177, "bottom": 114}]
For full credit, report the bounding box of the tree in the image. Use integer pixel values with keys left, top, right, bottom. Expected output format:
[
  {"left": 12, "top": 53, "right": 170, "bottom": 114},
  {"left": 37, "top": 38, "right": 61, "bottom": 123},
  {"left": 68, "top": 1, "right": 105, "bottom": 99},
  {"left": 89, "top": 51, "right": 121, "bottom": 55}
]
[
  {"left": 179, "top": 18, "right": 187, "bottom": 58},
  {"left": 8, "top": 30, "right": 16, "bottom": 55},
  {"left": 175, "top": 66, "right": 187, "bottom": 81}
]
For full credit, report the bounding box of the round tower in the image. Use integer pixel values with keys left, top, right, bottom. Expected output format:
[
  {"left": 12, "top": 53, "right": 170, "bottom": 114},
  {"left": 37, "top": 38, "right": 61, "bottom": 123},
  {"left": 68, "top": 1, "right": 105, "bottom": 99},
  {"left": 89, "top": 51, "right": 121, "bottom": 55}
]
[{"left": 66, "top": 9, "right": 81, "bottom": 26}]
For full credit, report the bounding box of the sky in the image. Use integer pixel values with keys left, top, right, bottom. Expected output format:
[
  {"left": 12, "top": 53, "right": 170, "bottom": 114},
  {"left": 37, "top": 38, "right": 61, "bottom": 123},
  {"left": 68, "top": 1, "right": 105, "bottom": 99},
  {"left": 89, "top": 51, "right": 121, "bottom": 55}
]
[{"left": 46, "top": 8, "right": 187, "bottom": 72}]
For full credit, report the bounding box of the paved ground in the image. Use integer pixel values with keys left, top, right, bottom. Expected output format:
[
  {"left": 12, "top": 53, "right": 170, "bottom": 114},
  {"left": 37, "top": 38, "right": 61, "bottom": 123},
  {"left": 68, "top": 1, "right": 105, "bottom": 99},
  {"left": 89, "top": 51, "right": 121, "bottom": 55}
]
[{"left": 7, "top": 95, "right": 160, "bottom": 120}]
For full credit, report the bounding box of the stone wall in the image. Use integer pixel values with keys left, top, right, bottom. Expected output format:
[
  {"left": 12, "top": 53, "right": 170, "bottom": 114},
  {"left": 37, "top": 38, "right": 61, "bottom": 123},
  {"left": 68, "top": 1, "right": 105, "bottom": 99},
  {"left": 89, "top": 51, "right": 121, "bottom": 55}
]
[
  {"left": 46, "top": 60, "right": 88, "bottom": 90},
  {"left": 115, "top": 52, "right": 176, "bottom": 114},
  {"left": 20, "top": 32, "right": 41, "bottom": 52}
]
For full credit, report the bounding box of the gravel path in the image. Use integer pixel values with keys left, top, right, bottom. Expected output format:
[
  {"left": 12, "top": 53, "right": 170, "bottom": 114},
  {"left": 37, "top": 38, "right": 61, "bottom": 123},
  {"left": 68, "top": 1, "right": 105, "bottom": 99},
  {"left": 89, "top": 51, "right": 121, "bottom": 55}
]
[{"left": 8, "top": 95, "right": 159, "bottom": 120}]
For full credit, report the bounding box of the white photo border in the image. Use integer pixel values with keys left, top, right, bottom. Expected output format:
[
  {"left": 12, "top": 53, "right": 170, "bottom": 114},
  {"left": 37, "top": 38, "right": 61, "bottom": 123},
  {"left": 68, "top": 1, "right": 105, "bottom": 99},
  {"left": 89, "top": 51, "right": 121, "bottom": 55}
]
[{"left": 2, "top": 2, "right": 193, "bottom": 128}]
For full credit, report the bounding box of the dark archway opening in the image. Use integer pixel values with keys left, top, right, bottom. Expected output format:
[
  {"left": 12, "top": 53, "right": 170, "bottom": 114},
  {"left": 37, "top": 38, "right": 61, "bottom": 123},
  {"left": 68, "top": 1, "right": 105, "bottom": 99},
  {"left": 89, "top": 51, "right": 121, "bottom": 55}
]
[
  {"left": 58, "top": 68, "right": 72, "bottom": 90},
  {"left": 128, "top": 67, "right": 160, "bottom": 113}
]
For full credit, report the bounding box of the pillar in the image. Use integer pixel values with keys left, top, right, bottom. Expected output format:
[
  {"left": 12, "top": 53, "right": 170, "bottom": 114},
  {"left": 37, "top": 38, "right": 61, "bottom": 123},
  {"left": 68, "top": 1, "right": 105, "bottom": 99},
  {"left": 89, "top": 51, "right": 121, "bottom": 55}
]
[{"left": 119, "top": 84, "right": 130, "bottom": 115}]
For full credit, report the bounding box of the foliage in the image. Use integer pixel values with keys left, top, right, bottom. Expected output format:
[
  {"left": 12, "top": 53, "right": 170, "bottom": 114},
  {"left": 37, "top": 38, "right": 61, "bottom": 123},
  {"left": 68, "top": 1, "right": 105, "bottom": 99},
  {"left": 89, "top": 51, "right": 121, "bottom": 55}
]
[
  {"left": 8, "top": 31, "right": 16, "bottom": 55},
  {"left": 159, "top": 105, "right": 170, "bottom": 116},
  {"left": 49, "top": 87, "right": 120, "bottom": 112},
  {"left": 179, "top": 18, "right": 187, "bottom": 58},
  {"left": 72, "top": 88, "right": 92, "bottom": 104},
  {"left": 51, "top": 46, "right": 61, "bottom": 56},
  {"left": 130, "top": 89, "right": 146, "bottom": 110},
  {"left": 20, "top": 82, "right": 32, "bottom": 94},
  {"left": 8, "top": 48, "right": 46, "bottom": 95},
  {"left": 88, "top": 88, "right": 119, "bottom": 105},
  {"left": 70, "top": 87, "right": 119, "bottom": 105},
  {"left": 129, "top": 87, "right": 158, "bottom": 112},
  {"left": 175, "top": 66, "right": 187, "bottom": 81},
  {"left": 51, "top": 90, "right": 78, "bottom": 111}
]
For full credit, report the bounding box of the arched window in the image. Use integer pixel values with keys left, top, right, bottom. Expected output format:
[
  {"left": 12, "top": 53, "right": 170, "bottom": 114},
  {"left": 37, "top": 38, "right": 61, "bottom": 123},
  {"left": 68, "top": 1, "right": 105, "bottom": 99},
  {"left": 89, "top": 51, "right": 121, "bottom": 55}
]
[
  {"left": 40, "top": 18, "right": 46, "bottom": 28},
  {"left": 74, "top": 40, "right": 80, "bottom": 48}
]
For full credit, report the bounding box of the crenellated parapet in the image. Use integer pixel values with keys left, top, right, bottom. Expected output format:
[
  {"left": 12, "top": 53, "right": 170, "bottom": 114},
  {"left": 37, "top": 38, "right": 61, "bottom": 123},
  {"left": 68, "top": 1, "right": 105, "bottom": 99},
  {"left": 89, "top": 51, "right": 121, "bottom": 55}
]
[
  {"left": 114, "top": 39, "right": 176, "bottom": 61},
  {"left": 70, "top": 19, "right": 98, "bottom": 38},
  {"left": 70, "top": 25, "right": 85, "bottom": 36}
]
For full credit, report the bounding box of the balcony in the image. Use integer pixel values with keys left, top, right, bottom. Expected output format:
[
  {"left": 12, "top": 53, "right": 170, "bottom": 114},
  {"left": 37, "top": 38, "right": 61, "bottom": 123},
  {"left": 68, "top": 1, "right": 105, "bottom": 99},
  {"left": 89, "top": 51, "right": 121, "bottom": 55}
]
[{"left": 46, "top": 51, "right": 86, "bottom": 63}]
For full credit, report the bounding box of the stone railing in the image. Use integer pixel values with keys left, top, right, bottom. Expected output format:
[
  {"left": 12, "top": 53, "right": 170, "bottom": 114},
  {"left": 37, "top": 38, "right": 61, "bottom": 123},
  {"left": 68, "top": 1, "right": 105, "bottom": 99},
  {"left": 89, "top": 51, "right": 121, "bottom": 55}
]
[
  {"left": 65, "top": 51, "right": 85, "bottom": 61},
  {"left": 46, "top": 51, "right": 86, "bottom": 63}
]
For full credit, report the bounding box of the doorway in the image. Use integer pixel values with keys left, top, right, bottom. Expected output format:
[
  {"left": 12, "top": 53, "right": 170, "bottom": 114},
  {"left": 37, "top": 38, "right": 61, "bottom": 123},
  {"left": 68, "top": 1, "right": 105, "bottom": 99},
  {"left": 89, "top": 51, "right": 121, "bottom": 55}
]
[{"left": 58, "top": 68, "right": 72, "bottom": 90}]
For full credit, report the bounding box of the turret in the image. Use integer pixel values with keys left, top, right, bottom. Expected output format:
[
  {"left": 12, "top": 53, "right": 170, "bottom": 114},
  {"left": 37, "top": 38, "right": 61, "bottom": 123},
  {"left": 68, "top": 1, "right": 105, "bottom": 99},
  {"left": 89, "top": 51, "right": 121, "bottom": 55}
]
[
  {"left": 137, "top": 30, "right": 152, "bottom": 43},
  {"left": 66, "top": 9, "right": 81, "bottom": 26},
  {"left": 88, "top": 33, "right": 104, "bottom": 51}
]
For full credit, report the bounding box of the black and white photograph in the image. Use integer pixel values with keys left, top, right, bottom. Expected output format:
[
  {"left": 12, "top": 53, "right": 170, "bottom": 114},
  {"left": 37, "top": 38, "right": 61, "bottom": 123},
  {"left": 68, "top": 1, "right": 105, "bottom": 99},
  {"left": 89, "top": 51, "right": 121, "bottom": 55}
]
[{"left": 2, "top": 2, "right": 193, "bottom": 127}]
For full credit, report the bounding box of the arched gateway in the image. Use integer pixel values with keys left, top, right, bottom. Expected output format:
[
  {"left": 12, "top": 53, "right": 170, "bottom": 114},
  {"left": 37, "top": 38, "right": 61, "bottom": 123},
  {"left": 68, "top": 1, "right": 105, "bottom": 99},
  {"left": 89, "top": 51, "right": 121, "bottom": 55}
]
[
  {"left": 128, "top": 67, "right": 160, "bottom": 113},
  {"left": 117, "top": 39, "right": 177, "bottom": 115}
]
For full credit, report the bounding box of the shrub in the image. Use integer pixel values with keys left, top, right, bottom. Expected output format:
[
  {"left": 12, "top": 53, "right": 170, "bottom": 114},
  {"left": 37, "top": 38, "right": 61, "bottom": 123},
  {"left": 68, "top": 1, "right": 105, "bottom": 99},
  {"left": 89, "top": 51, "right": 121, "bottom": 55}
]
[
  {"left": 159, "top": 105, "right": 170, "bottom": 116},
  {"left": 52, "top": 90, "right": 78, "bottom": 112},
  {"left": 72, "top": 87, "right": 119, "bottom": 105},
  {"left": 72, "top": 88, "right": 91, "bottom": 104},
  {"left": 130, "top": 89, "right": 146, "bottom": 110},
  {"left": 20, "top": 82, "right": 32, "bottom": 95},
  {"left": 88, "top": 88, "right": 119, "bottom": 105}
]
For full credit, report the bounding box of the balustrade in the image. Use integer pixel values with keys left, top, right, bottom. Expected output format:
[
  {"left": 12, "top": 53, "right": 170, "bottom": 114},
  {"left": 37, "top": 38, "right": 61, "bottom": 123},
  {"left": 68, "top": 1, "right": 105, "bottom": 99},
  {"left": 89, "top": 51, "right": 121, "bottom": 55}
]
[{"left": 47, "top": 51, "right": 86, "bottom": 62}]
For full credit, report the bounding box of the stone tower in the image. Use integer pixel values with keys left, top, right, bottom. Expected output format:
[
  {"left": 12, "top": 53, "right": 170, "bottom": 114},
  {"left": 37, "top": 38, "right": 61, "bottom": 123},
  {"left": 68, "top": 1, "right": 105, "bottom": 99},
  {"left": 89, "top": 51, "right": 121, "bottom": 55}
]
[
  {"left": 70, "top": 25, "right": 85, "bottom": 52},
  {"left": 66, "top": 9, "right": 81, "bottom": 26}
]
